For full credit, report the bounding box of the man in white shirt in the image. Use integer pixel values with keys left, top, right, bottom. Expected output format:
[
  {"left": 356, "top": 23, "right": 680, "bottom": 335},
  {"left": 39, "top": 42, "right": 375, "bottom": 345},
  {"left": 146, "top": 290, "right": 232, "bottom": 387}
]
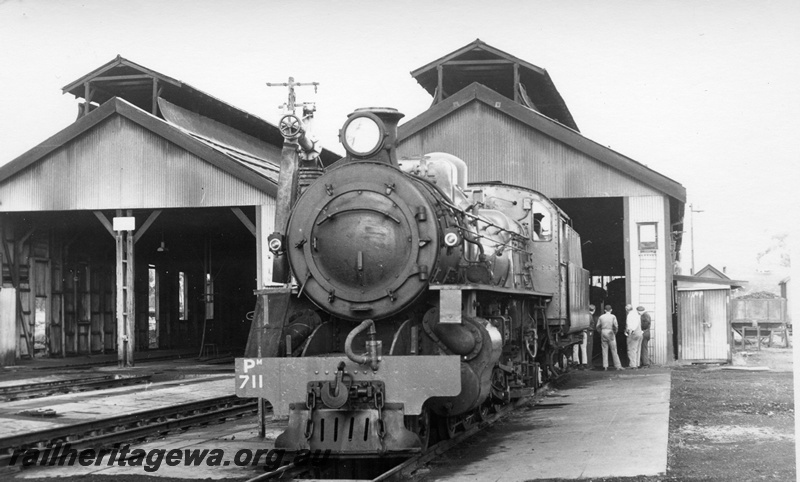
[{"left": 625, "top": 304, "right": 643, "bottom": 368}]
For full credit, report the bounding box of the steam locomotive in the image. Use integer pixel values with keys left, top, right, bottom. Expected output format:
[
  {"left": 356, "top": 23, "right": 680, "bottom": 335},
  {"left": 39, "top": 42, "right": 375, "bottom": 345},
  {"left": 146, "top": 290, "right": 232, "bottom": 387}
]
[{"left": 235, "top": 107, "right": 591, "bottom": 456}]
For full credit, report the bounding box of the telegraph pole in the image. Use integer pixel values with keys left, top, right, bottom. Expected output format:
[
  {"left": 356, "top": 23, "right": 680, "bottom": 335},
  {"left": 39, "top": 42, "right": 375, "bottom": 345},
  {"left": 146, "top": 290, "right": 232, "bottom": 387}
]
[{"left": 689, "top": 203, "right": 704, "bottom": 275}]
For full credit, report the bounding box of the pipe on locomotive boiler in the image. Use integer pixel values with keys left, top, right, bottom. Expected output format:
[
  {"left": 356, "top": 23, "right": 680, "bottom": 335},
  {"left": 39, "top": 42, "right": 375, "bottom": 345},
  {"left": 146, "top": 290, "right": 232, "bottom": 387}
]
[
  {"left": 271, "top": 123, "right": 318, "bottom": 283},
  {"left": 345, "top": 319, "right": 381, "bottom": 371},
  {"left": 270, "top": 135, "right": 300, "bottom": 283}
]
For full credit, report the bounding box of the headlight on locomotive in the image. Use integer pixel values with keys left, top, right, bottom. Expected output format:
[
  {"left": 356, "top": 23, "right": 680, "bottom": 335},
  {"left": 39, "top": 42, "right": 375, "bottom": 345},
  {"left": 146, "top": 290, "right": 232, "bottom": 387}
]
[
  {"left": 340, "top": 112, "right": 384, "bottom": 157},
  {"left": 285, "top": 161, "right": 459, "bottom": 321}
]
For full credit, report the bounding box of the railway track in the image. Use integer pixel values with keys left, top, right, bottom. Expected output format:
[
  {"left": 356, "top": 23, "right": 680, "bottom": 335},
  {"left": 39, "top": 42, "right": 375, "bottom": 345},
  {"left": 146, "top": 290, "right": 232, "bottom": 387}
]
[
  {"left": 0, "top": 374, "right": 153, "bottom": 401},
  {"left": 245, "top": 371, "right": 570, "bottom": 482},
  {"left": 0, "top": 395, "right": 259, "bottom": 468}
]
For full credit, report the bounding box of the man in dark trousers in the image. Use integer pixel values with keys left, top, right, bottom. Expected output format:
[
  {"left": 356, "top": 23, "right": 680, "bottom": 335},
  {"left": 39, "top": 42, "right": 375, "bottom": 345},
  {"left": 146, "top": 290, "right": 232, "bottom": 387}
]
[
  {"left": 638, "top": 306, "right": 652, "bottom": 367},
  {"left": 597, "top": 305, "right": 623, "bottom": 370}
]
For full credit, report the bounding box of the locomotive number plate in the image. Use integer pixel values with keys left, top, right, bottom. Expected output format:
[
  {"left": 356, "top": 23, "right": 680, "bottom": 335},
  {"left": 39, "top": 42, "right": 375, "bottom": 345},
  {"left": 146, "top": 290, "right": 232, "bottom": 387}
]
[{"left": 234, "top": 355, "right": 461, "bottom": 416}]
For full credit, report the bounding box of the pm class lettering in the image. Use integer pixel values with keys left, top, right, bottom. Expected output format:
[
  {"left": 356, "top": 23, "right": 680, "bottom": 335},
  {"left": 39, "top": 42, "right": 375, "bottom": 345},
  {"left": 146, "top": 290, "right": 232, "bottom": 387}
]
[{"left": 9, "top": 445, "right": 331, "bottom": 473}]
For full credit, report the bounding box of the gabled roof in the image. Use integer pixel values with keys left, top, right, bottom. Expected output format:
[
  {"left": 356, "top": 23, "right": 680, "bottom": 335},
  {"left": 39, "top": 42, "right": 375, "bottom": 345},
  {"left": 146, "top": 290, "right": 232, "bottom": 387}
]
[
  {"left": 398, "top": 82, "right": 686, "bottom": 202},
  {"left": 695, "top": 264, "right": 730, "bottom": 280},
  {"left": 0, "top": 97, "right": 278, "bottom": 195},
  {"left": 675, "top": 274, "right": 747, "bottom": 290},
  {"left": 62, "top": 55, "right": 339, "bottom": 165},
  {"left": 410, "top": 39, "right": 578, "bottom": 131}
]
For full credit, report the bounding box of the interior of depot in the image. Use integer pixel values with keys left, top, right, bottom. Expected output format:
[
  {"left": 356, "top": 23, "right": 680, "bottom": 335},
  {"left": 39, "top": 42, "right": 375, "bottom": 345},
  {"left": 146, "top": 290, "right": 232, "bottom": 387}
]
[
  {"left": 1, "top": 207, "right": 257, "bottom": 359},
  {"left": 3, "top": 197, "right": 636, "bottom": 364}
]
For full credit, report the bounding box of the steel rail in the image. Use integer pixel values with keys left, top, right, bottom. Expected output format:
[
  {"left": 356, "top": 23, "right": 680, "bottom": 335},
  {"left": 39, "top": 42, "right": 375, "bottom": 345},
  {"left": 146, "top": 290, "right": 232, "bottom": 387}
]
[
  {"left": 0, "top": 396, "right": 259, "bottom": 466},
  {"left": 0, "top": 375, "right": 152, "bottom": 401}
]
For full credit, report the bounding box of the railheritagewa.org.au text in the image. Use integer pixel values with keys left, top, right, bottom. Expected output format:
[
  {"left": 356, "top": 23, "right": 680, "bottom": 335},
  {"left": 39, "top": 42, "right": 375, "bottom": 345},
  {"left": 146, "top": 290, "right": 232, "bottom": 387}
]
[{"left": 10, "top": 444, "right": 329, "bottom": 472}]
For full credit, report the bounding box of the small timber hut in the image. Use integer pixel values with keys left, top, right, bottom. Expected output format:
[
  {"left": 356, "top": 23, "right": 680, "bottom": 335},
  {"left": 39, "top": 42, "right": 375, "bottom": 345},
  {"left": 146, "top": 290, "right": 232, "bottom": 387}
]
[
  {"left": 396, "top": 39, "right": 687, "bottom": 365},
  {"left": 674, "top": 264, "right": 747, "bottom": 362},
  {"left": 0, "top": 56, "right": 337, "bottom": 366}
]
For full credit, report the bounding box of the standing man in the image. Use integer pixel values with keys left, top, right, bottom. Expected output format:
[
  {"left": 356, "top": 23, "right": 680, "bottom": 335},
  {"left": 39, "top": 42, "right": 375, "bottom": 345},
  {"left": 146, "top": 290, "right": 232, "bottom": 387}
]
[
  {"left": 586, "top": 304, "right": 596, "bottom": 369},
  {"left": 625, "top": 304, "right": 643, "bottom": 369},
  {"left": 638, "top": 306, "right": 651, "bottom": 368},
  {"left": 572, "top": 304, "right": 595, "bottom": 370},
  {"left": 597, "top": 305, "right": 622, "bottom": 370}
]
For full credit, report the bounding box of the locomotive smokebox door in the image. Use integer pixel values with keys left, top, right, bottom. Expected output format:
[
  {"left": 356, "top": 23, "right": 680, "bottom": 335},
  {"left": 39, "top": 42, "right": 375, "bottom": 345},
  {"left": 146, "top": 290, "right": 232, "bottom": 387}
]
[{"left": 285, "top": 162, "right": 448, "bottom": 321}]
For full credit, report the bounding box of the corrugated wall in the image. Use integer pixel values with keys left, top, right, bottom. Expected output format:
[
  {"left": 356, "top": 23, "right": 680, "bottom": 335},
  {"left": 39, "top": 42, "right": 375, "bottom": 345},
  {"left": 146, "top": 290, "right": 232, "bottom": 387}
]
[
  {"left": 625, "top": 196, "right": 672, "bottom": 364},
  {"left": 397, "top": 102, "right": 661, "bottom": 199},
  {"left": 703, "top": 289, "right": 730, "bottom": 360},
  {"left": 678, "top": 289, "right": 730, "bottom": 361},
  {"left": 0, "top": 115, "right": 272, "bottom": 211}
]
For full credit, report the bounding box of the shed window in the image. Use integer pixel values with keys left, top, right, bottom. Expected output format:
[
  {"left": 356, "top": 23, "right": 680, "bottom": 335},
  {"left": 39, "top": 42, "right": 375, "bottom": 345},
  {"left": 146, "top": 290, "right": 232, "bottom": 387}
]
[{"left": 638, "top": 223, "right": 658, "bottom": 251}]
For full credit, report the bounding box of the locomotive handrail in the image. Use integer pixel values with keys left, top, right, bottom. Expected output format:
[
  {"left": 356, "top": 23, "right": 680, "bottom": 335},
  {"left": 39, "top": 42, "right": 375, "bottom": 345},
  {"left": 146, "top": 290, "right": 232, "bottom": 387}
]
[
  {"left": 440, "top": 197, "right": 528, "bottom": 241},
  {"left": 456, "top": 225, "right": 528, "bottom": 255}
]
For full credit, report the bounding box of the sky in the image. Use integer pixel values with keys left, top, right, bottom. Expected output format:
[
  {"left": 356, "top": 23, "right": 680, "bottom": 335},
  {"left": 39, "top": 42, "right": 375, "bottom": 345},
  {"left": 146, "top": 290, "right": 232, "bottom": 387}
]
[{"left": 1, "top": 0, "right": 798, "bottom": 283}]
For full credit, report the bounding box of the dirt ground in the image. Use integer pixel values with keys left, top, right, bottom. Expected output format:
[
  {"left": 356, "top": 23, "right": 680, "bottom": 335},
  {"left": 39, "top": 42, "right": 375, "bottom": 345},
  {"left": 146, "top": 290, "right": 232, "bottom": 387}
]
[
  {"left": 532, "top": 345, "right": 796, "bottom": 482},
  {"left": 665, "top": 346, "right": 795, "bottom": 482}
]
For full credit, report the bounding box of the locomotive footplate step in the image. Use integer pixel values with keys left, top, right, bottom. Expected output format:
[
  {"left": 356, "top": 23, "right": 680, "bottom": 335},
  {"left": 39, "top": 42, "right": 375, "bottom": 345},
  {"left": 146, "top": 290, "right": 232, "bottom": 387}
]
[{"left": 421, "top": 368, "right": 671, "bottom": 480}]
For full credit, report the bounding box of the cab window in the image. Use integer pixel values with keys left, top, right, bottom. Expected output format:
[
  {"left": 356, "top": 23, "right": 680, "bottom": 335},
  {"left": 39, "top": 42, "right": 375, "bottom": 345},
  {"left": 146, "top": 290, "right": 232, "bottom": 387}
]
[{"left": 531, "top": 201, "right": 552, "bottom": 241}]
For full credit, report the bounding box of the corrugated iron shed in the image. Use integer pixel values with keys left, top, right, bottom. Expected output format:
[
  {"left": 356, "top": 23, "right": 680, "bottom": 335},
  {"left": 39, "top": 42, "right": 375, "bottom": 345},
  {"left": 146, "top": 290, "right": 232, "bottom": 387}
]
[
  {"left": 398, "top": 82, "right": 686, "bottom": 202},
  {"left": 0, "top": 97, "right": 278, "bottom": 210}
]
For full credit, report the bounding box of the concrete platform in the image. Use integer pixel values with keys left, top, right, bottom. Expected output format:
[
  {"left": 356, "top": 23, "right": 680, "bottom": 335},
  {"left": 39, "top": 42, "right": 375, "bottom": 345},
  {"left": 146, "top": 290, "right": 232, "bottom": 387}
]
[{"left": 423, "top": 367, "right": 671, "bottom": 481}]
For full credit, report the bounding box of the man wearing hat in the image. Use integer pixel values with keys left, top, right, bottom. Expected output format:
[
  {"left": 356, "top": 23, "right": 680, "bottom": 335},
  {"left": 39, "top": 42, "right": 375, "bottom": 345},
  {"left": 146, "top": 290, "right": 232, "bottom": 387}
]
[
  {"left": 625, "top": 304, "right": 643, "bottom": 368},
  {"left": 638, "top": 306, "right": 652, "bottom": 367},
  {"left": 596, "top": 305, "right": 623, "bottom": 370}
]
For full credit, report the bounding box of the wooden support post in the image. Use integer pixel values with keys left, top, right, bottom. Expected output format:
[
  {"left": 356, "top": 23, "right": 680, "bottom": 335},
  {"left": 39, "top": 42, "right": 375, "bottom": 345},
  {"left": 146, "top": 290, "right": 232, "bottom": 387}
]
[
  {"left": 94, "top": 211, "right": 115, "bottom": 238},
  {"left": 73, "top": 263, "right": 79, "bottom": 355},
  {"left": 784, "top": 323, "right": 790, "bottom": 348},
  {"left": 2, "top": 236, "right": 33, "bottom": 357},
  {"left": 60, "top": 245, "right": 66, "bottom": 358},
  {"left": 513, "top": 63, "right": 520, "bottom": 103},
  {"left": 115, "top": 209, "right": 136, "bottom": 367},
  {"left": 83, "top": 82, "right": 92, "bottom": 116},
  {"left": 126, "top": 210, "right": 135, "bottom": 365},
  {"left": 133, "top": 210, "right": 161, "bottom": 244},
  {"left": 231, "top": 207, "right": 256, "bottom": 237},
  {"left": 116, "top": 224, "right": 124, "bottom": 366},
  {"left": 436, "top": 65, "right": 444, "bottom": 103},
  {"left": 756, "top": 323, "right": 761, "bottom": 351},
  {"left": 152, "top": 78, "right": 159, "bottom": 115},
  {"left": 257, "top": 299, "right": 264, "bottom": 438}
]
